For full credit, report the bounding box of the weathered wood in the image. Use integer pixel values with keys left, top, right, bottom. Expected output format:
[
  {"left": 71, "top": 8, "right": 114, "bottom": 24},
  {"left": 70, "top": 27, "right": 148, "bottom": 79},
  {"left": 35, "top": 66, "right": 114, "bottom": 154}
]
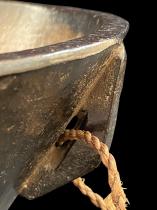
[{"left": 0, "top": 1, "right": 129, "bottom": 208}]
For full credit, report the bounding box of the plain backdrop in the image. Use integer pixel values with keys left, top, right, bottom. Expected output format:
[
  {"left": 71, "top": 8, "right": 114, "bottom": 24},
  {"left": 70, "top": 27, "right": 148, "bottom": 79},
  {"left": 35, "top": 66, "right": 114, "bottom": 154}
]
[{"left": 8, "top": 0, "right": 144, "bottom": 209}]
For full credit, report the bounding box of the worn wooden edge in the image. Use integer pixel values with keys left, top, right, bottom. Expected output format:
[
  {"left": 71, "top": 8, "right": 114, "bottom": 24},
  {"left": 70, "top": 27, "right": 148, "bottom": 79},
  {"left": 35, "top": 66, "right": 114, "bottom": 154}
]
[{"left": 0, "top": 1, "right": 129, "bottom": 77}]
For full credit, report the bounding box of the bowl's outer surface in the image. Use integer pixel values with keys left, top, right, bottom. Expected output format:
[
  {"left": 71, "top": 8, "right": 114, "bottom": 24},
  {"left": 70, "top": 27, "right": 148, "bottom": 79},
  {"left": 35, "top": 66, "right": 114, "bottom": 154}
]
[{"left": 0, "top": 1, "right": 129, "bottom": 208}]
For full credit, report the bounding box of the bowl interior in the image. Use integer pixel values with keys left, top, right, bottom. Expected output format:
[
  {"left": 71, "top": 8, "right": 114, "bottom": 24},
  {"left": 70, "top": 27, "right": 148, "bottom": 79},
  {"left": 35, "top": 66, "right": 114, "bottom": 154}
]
[{"left": 0, "top": 2, "right": 97, "bottom": 54}]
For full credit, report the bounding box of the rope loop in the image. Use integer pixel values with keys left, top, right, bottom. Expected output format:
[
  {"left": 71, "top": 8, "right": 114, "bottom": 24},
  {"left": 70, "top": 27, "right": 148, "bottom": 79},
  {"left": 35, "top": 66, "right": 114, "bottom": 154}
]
[{"left": 59, "top": 129, "right": 128, "bottom": 210}]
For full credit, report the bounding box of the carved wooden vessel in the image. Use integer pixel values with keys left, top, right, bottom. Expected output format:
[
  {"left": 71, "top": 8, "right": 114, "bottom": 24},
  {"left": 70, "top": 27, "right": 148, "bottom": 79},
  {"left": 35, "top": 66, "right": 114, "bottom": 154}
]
[{"left": 0, "top": 1, "right": 129, "bottom": 209}]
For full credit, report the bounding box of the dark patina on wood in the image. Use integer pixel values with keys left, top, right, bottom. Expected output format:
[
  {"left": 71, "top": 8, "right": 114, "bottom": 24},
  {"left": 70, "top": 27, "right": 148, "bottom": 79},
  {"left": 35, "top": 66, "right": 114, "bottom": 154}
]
[{"left": 0, "top": 1, "right": 129, "bottom": 209}]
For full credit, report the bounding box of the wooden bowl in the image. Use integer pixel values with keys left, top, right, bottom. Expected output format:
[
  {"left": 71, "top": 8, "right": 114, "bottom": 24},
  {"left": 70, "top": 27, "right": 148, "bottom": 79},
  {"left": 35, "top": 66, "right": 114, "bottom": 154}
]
[{"left": 0, "top": 1, "right": 129, "bottom": 209}]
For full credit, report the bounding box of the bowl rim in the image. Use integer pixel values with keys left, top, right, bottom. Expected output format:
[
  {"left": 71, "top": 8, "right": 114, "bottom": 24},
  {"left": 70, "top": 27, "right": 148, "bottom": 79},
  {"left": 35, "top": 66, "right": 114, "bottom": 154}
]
[{"left": 0, "top": 1, "right": 129, "bottom": 77}]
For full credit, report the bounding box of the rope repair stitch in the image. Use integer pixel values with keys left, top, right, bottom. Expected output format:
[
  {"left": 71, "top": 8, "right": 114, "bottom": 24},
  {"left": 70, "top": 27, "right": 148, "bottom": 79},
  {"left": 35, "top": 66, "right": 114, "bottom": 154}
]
[{"left": 58, "top": 129, "right": 128, "bottom": 210}]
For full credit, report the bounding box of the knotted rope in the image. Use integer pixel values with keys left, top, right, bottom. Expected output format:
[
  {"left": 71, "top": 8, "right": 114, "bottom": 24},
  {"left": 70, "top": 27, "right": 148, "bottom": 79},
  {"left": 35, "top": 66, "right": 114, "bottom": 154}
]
[{"left": 58, "top": 129, "right": 128, "bottom": 210}]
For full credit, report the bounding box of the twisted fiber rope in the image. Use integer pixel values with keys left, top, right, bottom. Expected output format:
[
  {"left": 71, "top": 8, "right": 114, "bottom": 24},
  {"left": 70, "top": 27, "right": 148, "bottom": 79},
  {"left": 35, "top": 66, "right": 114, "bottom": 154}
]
[{"left": 59, "top": 129, "right": 128, "bottom": 210}]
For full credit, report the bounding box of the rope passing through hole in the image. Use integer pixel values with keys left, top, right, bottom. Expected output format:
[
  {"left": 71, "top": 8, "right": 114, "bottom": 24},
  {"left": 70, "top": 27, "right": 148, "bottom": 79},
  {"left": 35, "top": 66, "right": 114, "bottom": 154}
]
[{"left": 58, "top": 129, "right": 129, "bottom": 210}]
